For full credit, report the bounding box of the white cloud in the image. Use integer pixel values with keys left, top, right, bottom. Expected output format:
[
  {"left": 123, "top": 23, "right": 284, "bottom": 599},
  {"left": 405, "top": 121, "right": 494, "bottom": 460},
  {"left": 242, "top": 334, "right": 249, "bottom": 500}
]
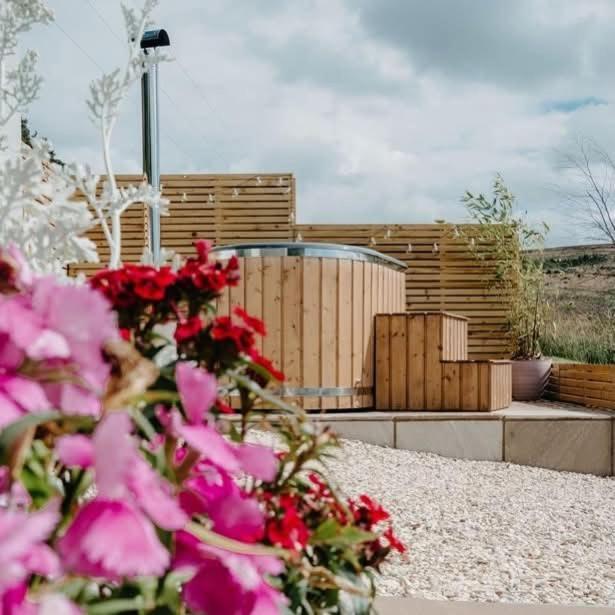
[{"left": 20, "top": 0, "right": 615, "bottom": 246}]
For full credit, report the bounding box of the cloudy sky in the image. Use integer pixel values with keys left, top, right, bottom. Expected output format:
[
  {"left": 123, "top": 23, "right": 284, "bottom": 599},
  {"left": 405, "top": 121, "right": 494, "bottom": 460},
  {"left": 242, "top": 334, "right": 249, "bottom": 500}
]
[{"left": 21, "top": 0, "right": 615, "bottom": 246}]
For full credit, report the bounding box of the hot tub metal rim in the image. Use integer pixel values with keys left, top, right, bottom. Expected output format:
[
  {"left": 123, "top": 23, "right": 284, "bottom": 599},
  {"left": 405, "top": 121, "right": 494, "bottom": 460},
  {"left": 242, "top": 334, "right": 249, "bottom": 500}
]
[{"left": 211, "top": 242, "right": 407, "bottom": 271}]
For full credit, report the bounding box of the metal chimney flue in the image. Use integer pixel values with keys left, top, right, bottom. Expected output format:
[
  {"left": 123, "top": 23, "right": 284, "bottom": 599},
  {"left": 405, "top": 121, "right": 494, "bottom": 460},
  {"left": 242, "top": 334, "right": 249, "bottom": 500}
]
[{"left": 141, "top": 29, "right": 170, "bottom": 267}]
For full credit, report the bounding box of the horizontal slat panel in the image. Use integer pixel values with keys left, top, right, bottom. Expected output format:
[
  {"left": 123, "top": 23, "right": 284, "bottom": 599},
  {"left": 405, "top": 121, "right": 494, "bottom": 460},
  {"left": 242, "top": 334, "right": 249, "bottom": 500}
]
[{"left": 546, "top": 363, "right": 615, "bottom": 410}]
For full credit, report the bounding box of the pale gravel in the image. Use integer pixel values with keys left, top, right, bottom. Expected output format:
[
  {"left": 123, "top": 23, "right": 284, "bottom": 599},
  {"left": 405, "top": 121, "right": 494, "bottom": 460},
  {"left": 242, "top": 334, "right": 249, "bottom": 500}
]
[{"left": 322, "top": 439, "right": 615, "bottom": 607}]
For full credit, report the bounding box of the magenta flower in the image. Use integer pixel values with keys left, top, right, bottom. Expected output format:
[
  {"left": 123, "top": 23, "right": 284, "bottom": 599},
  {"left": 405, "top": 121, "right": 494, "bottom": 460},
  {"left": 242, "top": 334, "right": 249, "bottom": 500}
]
[
  {"left": 172, "top": 364, "right": 278, "bottom": 480},
  {"left": 180, "top": 463, "right": 265, "bottom": 543},
  {"left": 55, "top": 435, "right": 94, "bottom": 468},
  {"left": 176, "top": 363, "right": 217, "bottom": 424},
  {"left": 0, "top": 265, "right": 118, "bottom": 424},
  {"left": 57, "top": 413, "right": 187, "bottom": 580},
  {"left": 58, "top": 500, "right": 169, "bottom": 581},
  {"left": 0, "top": 375, "right": 49, "bottom": 429},
  {"left": 173, "top": 531, "right": 286, "bottom": 615},
  {"left": 0, "top": 298, "right": 69, "bottom": 363},
  {"left": 235, "top": 443, "right": 278, "bottom": 482},
  {"left": 0, "top": 503, "right": 60, "bottom": 592}
]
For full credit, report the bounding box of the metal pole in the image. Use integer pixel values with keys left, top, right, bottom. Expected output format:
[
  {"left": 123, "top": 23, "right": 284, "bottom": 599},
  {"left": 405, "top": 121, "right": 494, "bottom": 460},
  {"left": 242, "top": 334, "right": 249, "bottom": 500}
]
[{"left": 141, "top": 53, "right": 161, "bottom": 265}]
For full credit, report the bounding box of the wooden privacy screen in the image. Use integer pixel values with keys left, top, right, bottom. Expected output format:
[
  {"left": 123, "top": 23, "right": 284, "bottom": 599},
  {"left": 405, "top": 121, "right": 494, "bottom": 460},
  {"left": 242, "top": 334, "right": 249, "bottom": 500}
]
[
  {"left": 68, "top": 173, "right": 295, "bottom": 276},
  {"left": 547, "top": 363, "right": 615, "bottom": 410},
  {"left": 214, "top": 251, "right": 406, "bottom": 410},
  {"left": 296, "top": 225, "right": 511, "bottom": 360},
  {"left": 159, "top": 174, "right": 295, "bottom": 250},
  {"left": 375, "top": 312, "right": 512, "bottom": 411}
]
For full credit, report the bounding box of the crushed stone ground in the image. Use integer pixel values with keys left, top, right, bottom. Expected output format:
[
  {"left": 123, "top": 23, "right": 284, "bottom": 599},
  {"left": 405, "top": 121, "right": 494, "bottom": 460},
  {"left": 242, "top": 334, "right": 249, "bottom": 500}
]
[{"left": 324, "top": 439, "right": 615, "bottom": 606}]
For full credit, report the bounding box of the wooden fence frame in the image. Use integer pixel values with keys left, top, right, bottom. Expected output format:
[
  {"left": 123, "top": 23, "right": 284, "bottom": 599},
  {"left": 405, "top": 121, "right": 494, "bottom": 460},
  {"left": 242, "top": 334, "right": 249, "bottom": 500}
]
[{"left": 546, "top": 363, "right": 615, "bottom": 410}]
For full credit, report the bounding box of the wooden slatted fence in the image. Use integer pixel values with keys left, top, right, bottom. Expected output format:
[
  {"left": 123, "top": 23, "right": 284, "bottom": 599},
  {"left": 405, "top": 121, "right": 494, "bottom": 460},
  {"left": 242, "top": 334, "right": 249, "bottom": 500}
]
[
  {"left": 296, "top": 224, "right": 511, "bottom": 360},
  {"left": 546, "top": 363, "right": 615, "bottom": 410},
  {"left": 68, "top": 173, "right": 295, "bottom": 276}
]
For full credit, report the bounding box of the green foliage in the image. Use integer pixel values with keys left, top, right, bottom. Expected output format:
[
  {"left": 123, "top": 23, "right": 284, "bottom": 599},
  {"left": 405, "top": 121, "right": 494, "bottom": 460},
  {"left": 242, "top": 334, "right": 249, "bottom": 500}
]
[
  {"left": 461, "top": 174, "right": 550, "bottom": 359},
  {"left": 541, "top": 309, "right": 615, "bottom": 364},
  {"left": 543, "top": 253, "right": 608, "bottom": 272}
]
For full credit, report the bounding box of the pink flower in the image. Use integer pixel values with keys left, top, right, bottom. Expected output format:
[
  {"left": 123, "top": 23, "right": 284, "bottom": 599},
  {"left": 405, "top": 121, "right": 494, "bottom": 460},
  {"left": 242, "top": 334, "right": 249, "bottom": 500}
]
[
  {"left": 0, "top": 258, "right": 118, "bottom": 426},
  {"left": 0, "top": 503, "right": 60, "bottom": 592},
  {"left": 180, "top": 464, "right": 264, "bottom": 543},
  {"left": 170, "top": 413, "right": 278, "bottom": 480},
  {"left": 176, "top": 363, "right": 217, "bottom": 424},
  {"left": 235, "top": 443, "right": 278, "bottom": 482},
  {"left": 57, "top": 413, "right": 187, "bottom": 580},
  {"left": 30, "top": 278, "right": 117, "bottom": 372},
  {"left": 56, "top": 435, "right": 94, "bottom": 468},
  {"left": 0, "top": 299, "right": 69, "bottom": 362},
  {"left": 0, "top": 375, "right": 49, "bottom": 429},
  {"left": 58, "top": 500, "right": 168, "bottom": 581},
  {"left": 171, "top": 364, "right": 278, "bottom": 480},
  {"left": 176, "top": 420, "right": 240, "bottom": 474},
  {"left": 173, "top": 531, "right": 286, "bottom": 615}
]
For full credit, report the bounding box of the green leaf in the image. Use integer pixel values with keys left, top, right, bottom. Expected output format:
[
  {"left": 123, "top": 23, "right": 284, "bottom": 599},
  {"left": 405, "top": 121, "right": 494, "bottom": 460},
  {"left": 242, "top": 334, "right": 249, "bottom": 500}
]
[
  {"left": 157, "top": 569, "right": 193, "bottom": 612},
  {"left": 0, "top": 411, "right": 61, "bottom": 466},
  {"left": 186, "top": 521, "right": 289, "bottom": 558},
  {"left": 310, "top": 518, "right": 340, "bottom": 543},
  {"left": 87, "top": 597, "right": 145, "bottom": 615},
  {"left": 310, "top": 520, "right": 376, "bottom": 548}
]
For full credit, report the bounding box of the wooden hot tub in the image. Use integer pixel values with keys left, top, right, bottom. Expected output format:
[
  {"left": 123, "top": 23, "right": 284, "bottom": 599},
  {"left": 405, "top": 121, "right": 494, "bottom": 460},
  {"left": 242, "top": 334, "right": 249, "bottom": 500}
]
[{"left": 212, "top": 242, "right": 406, "bottom": 410}]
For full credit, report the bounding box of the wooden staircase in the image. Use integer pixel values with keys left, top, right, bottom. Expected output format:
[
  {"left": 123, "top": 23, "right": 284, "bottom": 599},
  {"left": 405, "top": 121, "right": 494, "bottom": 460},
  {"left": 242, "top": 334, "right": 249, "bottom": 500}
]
[{"left": 375, "top": 312, "right": 512, "bottom": 411}]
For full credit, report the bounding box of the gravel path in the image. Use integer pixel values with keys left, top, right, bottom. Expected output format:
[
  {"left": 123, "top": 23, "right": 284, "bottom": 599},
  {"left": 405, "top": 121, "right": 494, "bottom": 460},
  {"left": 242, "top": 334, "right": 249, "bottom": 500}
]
[{"left": 325, "top": 439, "right": 615, "bottom": 607}]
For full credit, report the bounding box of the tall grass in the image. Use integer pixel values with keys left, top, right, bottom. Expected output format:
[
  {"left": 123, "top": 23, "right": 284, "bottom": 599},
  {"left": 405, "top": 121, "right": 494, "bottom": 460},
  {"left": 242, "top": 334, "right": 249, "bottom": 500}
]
[{"left": 541, "top": 311, "right": 615, "bottom": 364}]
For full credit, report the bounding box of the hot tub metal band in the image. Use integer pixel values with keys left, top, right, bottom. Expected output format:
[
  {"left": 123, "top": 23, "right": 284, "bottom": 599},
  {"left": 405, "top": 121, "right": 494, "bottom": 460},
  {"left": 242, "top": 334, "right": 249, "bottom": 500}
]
[
  {"left": 211, "top": 242, "right": 406, "bottom": 271},
  {"left": 229, "top": 386, "right": 372, "bottom": 397}
]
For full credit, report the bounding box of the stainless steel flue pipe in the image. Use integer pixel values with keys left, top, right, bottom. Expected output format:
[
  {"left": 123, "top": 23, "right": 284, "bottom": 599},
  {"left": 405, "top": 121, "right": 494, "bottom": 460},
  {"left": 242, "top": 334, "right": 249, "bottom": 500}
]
[{"left": 141, "top": 29, "right": 170, "bottom": 266}]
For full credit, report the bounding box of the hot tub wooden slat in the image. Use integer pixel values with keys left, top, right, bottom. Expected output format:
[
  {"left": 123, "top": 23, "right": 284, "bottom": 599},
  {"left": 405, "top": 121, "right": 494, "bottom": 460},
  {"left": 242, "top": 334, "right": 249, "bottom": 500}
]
[
  {"left": 351, "top": 260, "right": 363, "bottom": 409},
  {"left": 262, "top": 257, "right": 282, "bottom": 372},
  {"left": 245, "top": 258, "right": 264, "bottom": 355},
  {"left": 282, "top": 256, "right": 301, "bottom": 406},
  {"left": 338, "top": 259, "right": 353, "bottom": 409},
  {"left": 361, "top": 263, "right": 374, "bottom": 408},
  {"left": 320, "top": 258, "right": 338, "bottom": 411},
  {"left": 229, "top": 258, "right": 245, "bottom": 314},
  {"left": 302, "top": 258, "right": 321, "bottom": 409}
]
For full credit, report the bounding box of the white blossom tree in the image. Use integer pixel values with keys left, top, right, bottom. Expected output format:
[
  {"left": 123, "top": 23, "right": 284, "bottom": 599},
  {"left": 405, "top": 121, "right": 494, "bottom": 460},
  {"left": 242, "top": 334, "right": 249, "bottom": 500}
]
[{"left": 0, "top": 0, "right": 168, "bottom": 274}]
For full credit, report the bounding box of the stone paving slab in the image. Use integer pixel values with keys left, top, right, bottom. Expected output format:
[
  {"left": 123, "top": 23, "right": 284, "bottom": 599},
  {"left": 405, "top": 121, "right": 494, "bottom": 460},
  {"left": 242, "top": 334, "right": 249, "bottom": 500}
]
[
  {"left": 227, "top": 401, "right": 615, "bottom": 475},
  {"left": 375, "top": 597, "right": 615, "bottom": 614}
]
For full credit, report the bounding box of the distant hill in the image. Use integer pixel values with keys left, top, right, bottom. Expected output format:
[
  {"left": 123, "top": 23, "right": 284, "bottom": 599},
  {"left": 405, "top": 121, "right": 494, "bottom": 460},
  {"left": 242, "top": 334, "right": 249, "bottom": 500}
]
[{"left": 534, "top": 243, "right": 615, "bottom": 363}]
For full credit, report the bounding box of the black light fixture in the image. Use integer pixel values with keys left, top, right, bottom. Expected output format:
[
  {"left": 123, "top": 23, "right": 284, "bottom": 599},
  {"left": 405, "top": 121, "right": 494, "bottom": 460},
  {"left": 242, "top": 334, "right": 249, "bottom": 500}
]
[{"left": 141, "top": 28, "right": 170, "bottom": 266}]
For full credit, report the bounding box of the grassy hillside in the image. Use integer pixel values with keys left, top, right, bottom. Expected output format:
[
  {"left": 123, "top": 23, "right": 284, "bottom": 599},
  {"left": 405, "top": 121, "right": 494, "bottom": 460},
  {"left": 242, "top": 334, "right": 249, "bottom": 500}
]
[{"left": 539, "top": 244, "right": 615, "bottom": 363}]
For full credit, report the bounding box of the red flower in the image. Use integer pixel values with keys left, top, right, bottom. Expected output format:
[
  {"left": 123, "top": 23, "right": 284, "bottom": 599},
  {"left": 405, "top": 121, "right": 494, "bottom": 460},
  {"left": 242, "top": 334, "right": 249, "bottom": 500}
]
[
  {"left": 128, "top": 265, "right": 176, "bottom": 301},
  {"left": 214, "top": 398, "right": 234, "bottom": 414},
  {"left": 383, "top": 527, "right": 406, "bottom": 554},
  {"left": 233, "top": 306, "right": 266, "bottom": 336},
  {"left": 90, "top": 268, "right": 135, "bottom": 308},
  {"left": 119, "top": 328, "right": 131, "bottom": 341},
  {"left": 178, "top": 254, "right": 239, "bottom": 294},
  {"left": 266, "top": 495, "right": 310, "bottom": 551},
  {"left": 175, "top": 315, "right": 203, "bottom": 343},
  {"left": 210, "top": 316, "right": 255, "bottom": 353},
  {"left": 194, "top": 239, "right": 211, "bottom": 263},
  {"left": 91, "top": 265, "right": 176, "bottom": 305},
  {"left": 350, "top": 494, "right": 390, "bottom": 529},
  {"left": 248, "top": 350, "right": 284, "bottom": 382}
]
